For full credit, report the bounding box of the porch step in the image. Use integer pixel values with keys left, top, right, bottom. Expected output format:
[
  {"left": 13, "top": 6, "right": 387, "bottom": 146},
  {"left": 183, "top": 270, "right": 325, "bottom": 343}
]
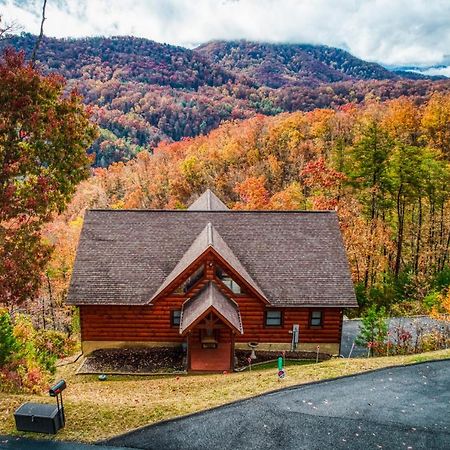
[{"left": 190, "top": 342, "right": 231, "bottom": 372}]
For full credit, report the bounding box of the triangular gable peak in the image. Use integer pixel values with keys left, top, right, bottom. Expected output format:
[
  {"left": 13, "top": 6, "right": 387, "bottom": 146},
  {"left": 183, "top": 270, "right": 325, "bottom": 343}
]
[
  {"left": 188, "top": 189, "right": 229, "bottom": 211},
  {"left": 148, "top": 223, "right": 269, "bottom": 304},
  {"left": 179, "top": 281, "right": 243, "bottom": 335}
]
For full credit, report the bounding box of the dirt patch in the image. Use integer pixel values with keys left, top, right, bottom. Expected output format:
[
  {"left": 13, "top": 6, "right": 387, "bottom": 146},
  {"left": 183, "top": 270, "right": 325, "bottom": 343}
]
[
  {"left": 234, "top": 349, "right": 331, "bottom": 369},
  {"left": 78, "top": 347, "right": 186, "bottom": 374}
]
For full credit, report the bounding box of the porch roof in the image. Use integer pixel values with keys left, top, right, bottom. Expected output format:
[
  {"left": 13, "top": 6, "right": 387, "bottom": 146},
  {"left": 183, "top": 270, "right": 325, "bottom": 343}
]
[{"left": 180, "top": 281, "right": 243, "bottom": 335}]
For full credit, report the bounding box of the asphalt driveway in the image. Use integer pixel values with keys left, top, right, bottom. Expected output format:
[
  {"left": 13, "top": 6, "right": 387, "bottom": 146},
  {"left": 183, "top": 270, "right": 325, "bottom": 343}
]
[
  {"left": 0, "top": 437, "right": 131, "bottom": 450},
  {"left": 104, "top": 359, "right": 450, "bottom": 450}
]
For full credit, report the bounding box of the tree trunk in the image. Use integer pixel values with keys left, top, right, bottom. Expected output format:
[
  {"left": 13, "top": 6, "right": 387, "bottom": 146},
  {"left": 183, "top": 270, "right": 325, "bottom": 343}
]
[
  {"left": 414, "top": 197, "right": 422, "bottom": 273},
  {"left": 394, "top": 188, "right": 405, "bottom": 278}
]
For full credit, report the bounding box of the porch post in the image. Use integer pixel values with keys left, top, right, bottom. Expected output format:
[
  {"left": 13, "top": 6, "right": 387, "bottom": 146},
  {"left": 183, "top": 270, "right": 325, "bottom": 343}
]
[
  {"left": 187, "top": 332, "right": 191, "bottom": 372},
  {"left": 230, "top": 331, "right": 235, "bottom": 371}
]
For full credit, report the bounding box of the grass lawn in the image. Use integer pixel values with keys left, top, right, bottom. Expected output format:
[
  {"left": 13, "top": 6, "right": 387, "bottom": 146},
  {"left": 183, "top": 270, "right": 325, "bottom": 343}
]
[
  {"left": 245, "top": 359, "right": 314, "bottom": 371},
  {"left": 0, "top": 349, "right": 449, "bottom": 443}
]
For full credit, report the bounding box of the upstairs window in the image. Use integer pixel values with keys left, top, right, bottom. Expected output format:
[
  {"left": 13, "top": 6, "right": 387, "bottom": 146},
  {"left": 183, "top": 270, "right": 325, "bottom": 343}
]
[
  {"left": 265, "top": 310, "right": 282, "bottom": 327},
  {"left": 173, "top": 265, "right": 205, "bottom": 294},
  {"left": 310, "top": 310, "right": 323, "bottom": 327},
  {"left": 216, "top": 266, "right": 242, "bottom": 294}
]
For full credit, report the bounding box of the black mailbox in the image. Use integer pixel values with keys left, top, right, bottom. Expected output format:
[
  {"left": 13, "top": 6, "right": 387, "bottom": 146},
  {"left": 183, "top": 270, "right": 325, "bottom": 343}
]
[
  {"left": 14, "top": 379, "right": 66, "bottom": 434},
  {"left": 49, "top": 379, "right": 66, "bottom": 396}
]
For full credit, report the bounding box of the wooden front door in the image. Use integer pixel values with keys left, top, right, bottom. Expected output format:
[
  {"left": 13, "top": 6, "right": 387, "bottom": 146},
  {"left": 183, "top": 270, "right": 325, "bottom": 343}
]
[{"left": 188, "top": 313, "right": 234, "bottom": 372}]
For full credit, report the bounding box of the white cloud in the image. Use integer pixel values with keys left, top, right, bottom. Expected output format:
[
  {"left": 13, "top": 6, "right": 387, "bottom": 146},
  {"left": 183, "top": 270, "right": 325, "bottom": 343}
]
[
  {"left": 1, "top": 0, "right": 449, "bottom": 66},
  {"left": 409, "top": 66, "right": 450, "bottom": 77}
]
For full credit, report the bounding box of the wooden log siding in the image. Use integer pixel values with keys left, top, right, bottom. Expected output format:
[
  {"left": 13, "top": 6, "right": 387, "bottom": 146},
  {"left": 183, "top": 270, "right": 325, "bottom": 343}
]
[{"left": 80, "top": 294, "right": 343, "bottom": 344}]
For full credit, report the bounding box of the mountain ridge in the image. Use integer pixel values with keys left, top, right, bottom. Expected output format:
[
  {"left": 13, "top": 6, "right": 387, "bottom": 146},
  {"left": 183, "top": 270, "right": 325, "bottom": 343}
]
[
  {"left": 2, "top": 34, "right": 449, "bottom": 167},
  {"left": 195, "top": 40, "right": 399, "bottom": 87},
  {"left": 4, "top": 33, "right": 418, "bottom": 87}
]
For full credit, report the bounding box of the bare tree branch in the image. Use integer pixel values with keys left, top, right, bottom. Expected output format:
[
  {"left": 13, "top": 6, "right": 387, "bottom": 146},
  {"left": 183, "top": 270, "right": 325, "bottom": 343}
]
[
  {"left": 31, "top": 0, "right": 47, "bottom": 66},
  {"left": 0, "top": 15, "right": 21, "bottom": 40}
]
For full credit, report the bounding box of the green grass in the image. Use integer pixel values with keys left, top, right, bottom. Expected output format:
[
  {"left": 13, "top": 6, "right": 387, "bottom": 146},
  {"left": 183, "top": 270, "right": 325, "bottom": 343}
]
[
  {"left": 247, "top": 359, "right": 314, "bottom": 371},
  {"left": 0, "top": 349, "right": 449, "bottom": 443}
]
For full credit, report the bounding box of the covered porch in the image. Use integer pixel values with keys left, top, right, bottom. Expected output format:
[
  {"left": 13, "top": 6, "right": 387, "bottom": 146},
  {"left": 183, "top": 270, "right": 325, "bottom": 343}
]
[{"left": 180, "top": 281, "right": 243, "bottom": 372}]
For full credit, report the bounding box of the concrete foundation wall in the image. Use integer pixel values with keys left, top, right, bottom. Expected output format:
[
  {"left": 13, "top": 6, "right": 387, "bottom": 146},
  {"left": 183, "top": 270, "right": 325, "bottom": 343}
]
[
  {"left": 82, "top": 340, "right": 340, "bottom": 356},
  {"left": 235, "top": 342, "right": 339, "bottom": 354}
]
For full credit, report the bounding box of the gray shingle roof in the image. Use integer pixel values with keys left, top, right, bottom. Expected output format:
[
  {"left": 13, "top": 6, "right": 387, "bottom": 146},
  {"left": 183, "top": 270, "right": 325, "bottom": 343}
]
[
  {"left": 67, "top": 209, "right": 357, "bottom": 307},
  {"left": 150, "top": 222, "right": 268, "bottom": 302},
  {"left": 179, "top": 281, "right": 243, "bottom": 335}
]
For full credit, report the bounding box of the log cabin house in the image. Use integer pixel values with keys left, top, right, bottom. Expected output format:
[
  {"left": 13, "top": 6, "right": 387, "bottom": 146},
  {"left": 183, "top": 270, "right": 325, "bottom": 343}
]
[{"left": 67, "top": 190, "right": 357, "bottom": 372}]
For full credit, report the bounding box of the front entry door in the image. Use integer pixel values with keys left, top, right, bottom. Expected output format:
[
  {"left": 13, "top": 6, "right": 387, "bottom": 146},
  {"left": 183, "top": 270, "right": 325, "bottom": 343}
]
[{"left": 188, "top": 313, "right": 233, "bottom": 371}]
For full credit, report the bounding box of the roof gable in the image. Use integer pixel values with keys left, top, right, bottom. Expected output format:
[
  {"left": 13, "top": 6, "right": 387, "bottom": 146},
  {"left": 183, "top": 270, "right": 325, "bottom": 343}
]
[
  {"left": 188, "top": 189, "right": 229, "bottom": 211},
  {"left": 179, "top": 281, "right": 243, "bottom": 335},
  {"left": 149, "top": 222, "right": 268, "bottom": 303}
]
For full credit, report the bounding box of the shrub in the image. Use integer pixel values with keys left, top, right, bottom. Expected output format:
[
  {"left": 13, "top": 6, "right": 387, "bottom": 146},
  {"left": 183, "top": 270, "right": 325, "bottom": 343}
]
[
  {"left": 0, "top": 309, "right": 18, "bottom": 366},
  {"left": 355, "top": 305, "right": 388, "bottom": 356},
  {"left": 423, "top": 291, "right": 441, "bottom": 312},
  {"left": 0, "top": 311, "right": 78, "bottom": 393},
  {"left": 390, "top": 300, "right": 426, "bottom": 317},
  {"left": 390, "top": 325, "right": 413, "bottom": 355},
  {"left": 431, "top": 289, "right": 450, "bottom": 321},
  {"left": 35, "top": 329, "right": 78, "bottom": 359}
]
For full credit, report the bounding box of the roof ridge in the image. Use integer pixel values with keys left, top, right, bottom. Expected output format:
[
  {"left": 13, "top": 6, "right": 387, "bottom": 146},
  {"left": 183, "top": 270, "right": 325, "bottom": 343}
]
[
  {"left": 207, "top": 222, "right": 213, "bottom": 246},
  {"left": 206, "top": 189, "right": 212, "bottom": 210},
  {"left": 87, "top": 209, "right": 336, "bottom": 214},
  {"left": 148, "top": 222, "right": 270, "bottom": 304}
]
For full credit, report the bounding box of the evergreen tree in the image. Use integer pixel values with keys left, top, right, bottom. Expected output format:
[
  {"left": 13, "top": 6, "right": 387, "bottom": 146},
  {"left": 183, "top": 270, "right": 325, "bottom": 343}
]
[{"left": 356, "top": 305, "right": 388, "bottom": 356}]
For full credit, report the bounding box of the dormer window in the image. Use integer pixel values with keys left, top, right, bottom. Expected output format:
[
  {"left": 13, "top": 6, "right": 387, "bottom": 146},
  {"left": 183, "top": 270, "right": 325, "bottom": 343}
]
[{"left": 216, "top": 266, "right": 242, "bottom": 294}]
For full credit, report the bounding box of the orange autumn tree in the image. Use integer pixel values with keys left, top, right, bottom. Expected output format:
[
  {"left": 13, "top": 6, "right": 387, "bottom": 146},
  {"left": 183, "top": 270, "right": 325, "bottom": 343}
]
[
  {"left": 234, "top": 176, "right": 270, "bottom": 210},
  {"left": 431, "top": 289, "right": 450, "bottom": 322}
]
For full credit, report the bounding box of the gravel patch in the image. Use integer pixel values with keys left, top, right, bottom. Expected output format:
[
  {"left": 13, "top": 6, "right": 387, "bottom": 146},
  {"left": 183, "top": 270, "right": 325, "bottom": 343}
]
[{"left": 341, "top": 316, "right": 448, "bottom": 358}]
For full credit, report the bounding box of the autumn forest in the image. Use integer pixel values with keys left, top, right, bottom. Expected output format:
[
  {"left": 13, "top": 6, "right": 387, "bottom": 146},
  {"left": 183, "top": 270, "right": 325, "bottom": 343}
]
[{"left": 2, "top": 33, "right": 450, "bottom": 335}]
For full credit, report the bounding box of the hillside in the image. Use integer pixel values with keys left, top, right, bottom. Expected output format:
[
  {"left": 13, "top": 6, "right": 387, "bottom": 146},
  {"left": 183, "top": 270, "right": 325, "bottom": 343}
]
[
  {"left": 2, "top": 34, "right": 450, "bottom": 166},
  {"left": 7, "top": 34, "right": 237, "bottom": 88},
  {"left": 196, "top": 40, "right": 398, "bottom": 87}
]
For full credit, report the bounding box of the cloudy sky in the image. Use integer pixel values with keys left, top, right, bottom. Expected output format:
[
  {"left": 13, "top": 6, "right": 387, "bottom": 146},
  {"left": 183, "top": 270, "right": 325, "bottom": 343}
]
[{"left": 1, "top": 0, "right": 450, "bottom": 68}]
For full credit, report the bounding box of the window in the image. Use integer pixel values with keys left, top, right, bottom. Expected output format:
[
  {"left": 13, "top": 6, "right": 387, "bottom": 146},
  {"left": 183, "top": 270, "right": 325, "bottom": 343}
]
[
  {"left": 216, "top": 267, "right": 242, "bottom": 294},
  {"left": 265, "top": 310, "right": 282, "bottom": 326},
  {"left": 310, "top": 310, "right": 323, "bottom": 327},
  {"left": 171, "top": 310, "right": 181, "bottom": 326},
  {"left": 173, "top": 265, "right": 205, "bottom": 294}
]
